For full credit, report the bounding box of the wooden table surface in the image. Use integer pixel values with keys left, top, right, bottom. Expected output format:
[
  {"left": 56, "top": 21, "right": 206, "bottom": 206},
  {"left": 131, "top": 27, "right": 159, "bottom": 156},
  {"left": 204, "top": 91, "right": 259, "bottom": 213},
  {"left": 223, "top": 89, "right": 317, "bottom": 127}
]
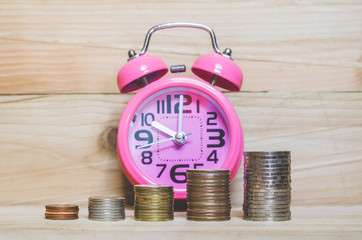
[
  {"left": 0, "top": 0, "right": 361, "bottom": 239},
  {"left": 1, "top": 206, "right": 361, "bottom": 240}
]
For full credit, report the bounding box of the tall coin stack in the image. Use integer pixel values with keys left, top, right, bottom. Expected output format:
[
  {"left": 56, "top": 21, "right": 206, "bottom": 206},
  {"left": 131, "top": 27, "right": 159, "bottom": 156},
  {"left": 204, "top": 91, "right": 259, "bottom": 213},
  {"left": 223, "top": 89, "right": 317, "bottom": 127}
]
[
  {"left": 243, "top": 151, "right": 291, "bottom": 221},
  {"left": 88, "top": 196, "right": 126, "bottom": 221},
  {"left": 186, "top": 169, "right": 231, "bottom": 221},
  {"left": 134, "top": 185, "right": 174, "bottom": 221}
]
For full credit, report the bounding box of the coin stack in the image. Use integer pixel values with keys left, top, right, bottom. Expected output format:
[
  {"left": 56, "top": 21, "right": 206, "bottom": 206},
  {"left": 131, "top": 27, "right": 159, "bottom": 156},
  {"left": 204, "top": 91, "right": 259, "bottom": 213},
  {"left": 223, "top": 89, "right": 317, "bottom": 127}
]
[
  {"left": 134, "top": 185, "right": 174, "bottom": 221},
  {"left": 88, "top": 196, "right": 126, "bottom": 221},
  {"left": 186, "top": 169, "right": 231, "bottom": 221},
  {"left": 243, "top": 151, "right": 291, "bottom": 221},
  {"left": 45, "top": 204, "right": 79, "bottom": 220}
]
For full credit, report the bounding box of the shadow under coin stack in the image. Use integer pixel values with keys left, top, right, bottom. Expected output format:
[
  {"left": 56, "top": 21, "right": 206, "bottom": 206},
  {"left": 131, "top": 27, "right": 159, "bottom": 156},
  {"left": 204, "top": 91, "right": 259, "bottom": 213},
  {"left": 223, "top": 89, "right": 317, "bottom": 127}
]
[
  {"left": 134, "top": 185, "right": 174, "bottom": 221},
  {"left": 186, "top": 169, "right": 231, "bottom": 221},
  {"left": 88, "top": 196, "right": 125, "bottom": 221},
  {"left": 243, "top": 151, "right": 291, "bottom": 221},
  {"left": 45, "top": 204, "right": 79, "bottom": 220}
]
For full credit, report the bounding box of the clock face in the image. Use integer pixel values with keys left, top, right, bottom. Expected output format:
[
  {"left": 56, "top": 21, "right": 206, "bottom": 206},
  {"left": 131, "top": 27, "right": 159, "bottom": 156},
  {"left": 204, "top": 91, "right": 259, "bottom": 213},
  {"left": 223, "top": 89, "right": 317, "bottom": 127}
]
[{"left": 128, "top": 86, "right": 231, "bottom": 189}]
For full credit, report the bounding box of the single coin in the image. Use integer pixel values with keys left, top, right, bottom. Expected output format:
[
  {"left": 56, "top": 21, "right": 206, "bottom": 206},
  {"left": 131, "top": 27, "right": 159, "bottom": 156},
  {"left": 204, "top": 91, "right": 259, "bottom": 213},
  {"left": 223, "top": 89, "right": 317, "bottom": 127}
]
[
  {"left": 244, "top": 179, "right": 291, "bottom": 184},
  {"left": 243, "top": 199, "right": 291, "bottom": 205},
  {"left": 244, "top": 157, "right": 290, "bottom": 162},
  {"left": 244, "top": 211, "right": 291, "bottom": 217},
  {"left": 244, "top": 215, "right": 291, "bottom": 221},
  {"left": 45, "top": 215, "right": 79, "bottom": 220},
  {"left": 244, "top": 151, "right": 290, "bottom": 156},
  {"left": 244, "top": 156, "right": 291, "bottom": 161},
  {"left": 45, "top": 204, "right": 79, "bottom": 211},
  {"left": 244, "top": 196, "right": 291, "bottom": 202}
]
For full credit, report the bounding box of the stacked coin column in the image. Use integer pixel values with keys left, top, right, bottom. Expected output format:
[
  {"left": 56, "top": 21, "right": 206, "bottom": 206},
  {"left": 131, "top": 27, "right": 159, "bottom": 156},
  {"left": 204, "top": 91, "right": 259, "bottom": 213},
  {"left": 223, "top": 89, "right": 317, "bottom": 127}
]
[
  {"left": 88, "top": 196, "right": 126, "bottom": 221},
  {"left": 134, "top": 185, "right": 174, "bottom": 221},
  {"left": 186, "top": 169, "right": 231, "bottom": 221},
  {"left": 45, "top": 204, "right": 79, "bottom": 220},
  {"left": 243, "top": 151, "right": 291, "bottom": 221}
]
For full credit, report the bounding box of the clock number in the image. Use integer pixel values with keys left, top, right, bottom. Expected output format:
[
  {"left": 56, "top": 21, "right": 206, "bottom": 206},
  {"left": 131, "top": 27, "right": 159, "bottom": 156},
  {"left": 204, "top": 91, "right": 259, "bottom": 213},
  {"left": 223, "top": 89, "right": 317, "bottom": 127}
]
[
  {"left": 174, "top": 95, "right": 192, "bottom": 114},
  {"left": 207, "top": 150, "right": 218, "bottom": 164},
  {"left": 170, "top": 164, "right": 189, "bottom": 183},
  {"left": 207, "top": 129, "right": 225, "bottom": 148},
  {"left": 141, "top": 151, "right": 152, "bottom": 164},
  {"left": 157, "top": 100, "right": 166, "bottom": 114},
  {"left": 207, "top": 112, "right": 217, "bottom": 125},
  {"left": 141, "top": 113, "right": 154, "bottom": 126},
  {"left": 167, "top": 95, "right": 172, "bottom": 114},
  {"left": 194, "top": 163, "right": 204, "bottom": 169},
  {"left": 169, "top": 164, "right": 204, "bottom": 183},
  {"left": 196, "top": 100, "right": 200, "bottom": 113},
  {"left": 135, "top": 130, "right": 153, "bottom": 149},
  {"left": 156, "top": 164, "right": 167, "bottom": 178}
]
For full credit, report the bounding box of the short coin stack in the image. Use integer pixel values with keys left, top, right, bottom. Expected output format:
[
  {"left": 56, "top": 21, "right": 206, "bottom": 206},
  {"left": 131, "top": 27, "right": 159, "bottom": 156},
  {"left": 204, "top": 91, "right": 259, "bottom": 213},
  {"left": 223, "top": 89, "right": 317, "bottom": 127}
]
[
  {"left": 186, "top": 169, "right": 231, "bottom": 221},
  {"left": 134, "top": 185, "right": 174, "bottom": 221},
  {"left": 88, "top": 196, "right": 126, "bottom": 221},
  {"left": 243, "top": 151, "right": 291, "bottom": 221},
  {"left": 45, "top": 204, "right": 79, "bottom": 220}
]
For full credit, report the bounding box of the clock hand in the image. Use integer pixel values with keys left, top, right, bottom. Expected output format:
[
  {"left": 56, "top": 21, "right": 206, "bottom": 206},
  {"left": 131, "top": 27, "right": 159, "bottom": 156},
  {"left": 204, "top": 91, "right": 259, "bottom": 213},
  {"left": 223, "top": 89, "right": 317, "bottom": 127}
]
[
  {"left": 178, "top": 95, "right": 184, "bottom": 133},
  {"left": 151, "top": 121, "right": 177, "bottom": 137},
  {"left": 136, "top": 132, "right": 193, "bottom": 149}
]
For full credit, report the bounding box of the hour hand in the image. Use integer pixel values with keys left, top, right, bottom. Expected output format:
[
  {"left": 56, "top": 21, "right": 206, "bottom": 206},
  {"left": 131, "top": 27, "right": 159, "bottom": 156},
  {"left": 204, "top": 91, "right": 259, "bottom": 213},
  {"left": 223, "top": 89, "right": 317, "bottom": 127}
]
[{"left": 151, "top": 121, "right": 176, "bottom": 137}]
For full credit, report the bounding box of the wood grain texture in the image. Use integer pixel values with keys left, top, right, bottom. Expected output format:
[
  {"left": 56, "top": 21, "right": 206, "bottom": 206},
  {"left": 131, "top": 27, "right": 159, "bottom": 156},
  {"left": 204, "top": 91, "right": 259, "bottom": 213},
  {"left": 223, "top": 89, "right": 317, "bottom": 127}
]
[
  {"left": 0, "top": 0, "right": 361, "bottom": 93},
  {"left": 0, "top": 93, "right": 361, "bottom": 206},
  {"left": 0, "top": 206, "right": 361, "bottom": 240}
]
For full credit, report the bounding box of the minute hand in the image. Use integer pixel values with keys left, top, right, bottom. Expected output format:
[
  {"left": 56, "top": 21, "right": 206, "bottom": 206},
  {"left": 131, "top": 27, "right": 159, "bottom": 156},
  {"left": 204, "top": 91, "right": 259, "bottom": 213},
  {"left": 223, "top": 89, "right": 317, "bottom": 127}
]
[{"left": 178, "top": 95, "right": 184, "bottom": 133}]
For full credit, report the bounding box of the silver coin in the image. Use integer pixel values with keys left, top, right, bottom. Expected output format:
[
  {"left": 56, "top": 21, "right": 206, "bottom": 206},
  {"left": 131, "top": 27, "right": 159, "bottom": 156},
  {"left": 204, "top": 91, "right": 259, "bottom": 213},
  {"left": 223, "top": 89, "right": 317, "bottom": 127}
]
[
  {"left": 245, "top": 174, "right": 291, "bottom": 179},
  {"left": 245, "top": 162, "right": 291, "bottom": 167},
  {"left": 244, "top": 210, "right": 290, "bottom": 216},
  {"left": 243, "top": 213, "right": 291, "bottom": 219},
  {"left": 245, "top": 172, "right": 291, "bottom": 178},
  {"left": 244, "top": 199, "right": 290, "bottom": 205},
  {"left": 244, "top": 215, "right": 291, "bottom": 221},
  {"left": 244, "top": 179, "right": 291, "bottom": 184},
  {"left": 244, "top": 157, "right": 292, "bottom": 163},
  {"left": 243, "top": 204, "right": 290, "bottom": 210},
  {"left": 244, "top": 151, "right": 290, "bottom": 156},
  {"left": 244, "top": 156, "right": 291, "bottom": 161},
  {"left": 245, "top": 162, "right": 290, "bottom": 166},
  {"left": 245, "top": 166, "right": 291, "bottom": 171},
  {"left": 244, "top": 195, "right": 291, "bottom": 201},
  {"left": 89, "top": 217, "right": 125, "bottom": 221},
  {"left": 243, "top": 208, "right": 290, "bottom": 214}
]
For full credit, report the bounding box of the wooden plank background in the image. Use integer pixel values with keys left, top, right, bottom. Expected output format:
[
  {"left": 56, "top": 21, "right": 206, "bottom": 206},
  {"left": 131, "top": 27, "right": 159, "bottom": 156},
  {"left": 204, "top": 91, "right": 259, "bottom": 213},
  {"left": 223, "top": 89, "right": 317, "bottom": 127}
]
[
  {"left": 0, "top": 0, "right": 361, "bottom": 93},
  {"left": 0, "top": 0, "right": 361, "bottom": 208}
]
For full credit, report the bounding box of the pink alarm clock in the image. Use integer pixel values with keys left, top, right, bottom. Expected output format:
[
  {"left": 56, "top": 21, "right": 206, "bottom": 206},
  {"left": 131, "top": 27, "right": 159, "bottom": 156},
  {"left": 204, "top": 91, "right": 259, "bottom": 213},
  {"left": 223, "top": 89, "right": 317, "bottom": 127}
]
[{"left": 117, "top": 23, "right": 243, "bottom": 199}]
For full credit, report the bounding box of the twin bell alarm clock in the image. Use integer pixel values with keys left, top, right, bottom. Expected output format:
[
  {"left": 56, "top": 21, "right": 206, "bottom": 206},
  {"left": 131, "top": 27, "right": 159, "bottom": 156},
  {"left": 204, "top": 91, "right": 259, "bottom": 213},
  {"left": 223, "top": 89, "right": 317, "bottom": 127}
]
[{"left": 116, "top": 23, "right": 244, "bottom": 199}]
